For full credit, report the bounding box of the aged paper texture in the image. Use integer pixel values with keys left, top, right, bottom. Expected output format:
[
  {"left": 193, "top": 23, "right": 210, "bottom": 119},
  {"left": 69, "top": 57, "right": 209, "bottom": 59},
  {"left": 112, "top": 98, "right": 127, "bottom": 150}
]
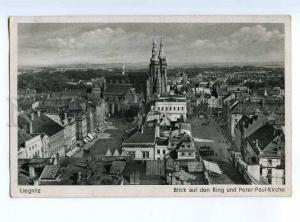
[{"left": 9, "top": 16, "right": 292, "bottom": 197}]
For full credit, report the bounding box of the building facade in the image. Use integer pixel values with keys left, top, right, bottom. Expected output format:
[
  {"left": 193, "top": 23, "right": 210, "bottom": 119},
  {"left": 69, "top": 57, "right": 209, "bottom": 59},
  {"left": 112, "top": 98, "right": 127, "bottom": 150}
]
[{"left": 155, "top": 96, "right": 187, "bottom": 122}]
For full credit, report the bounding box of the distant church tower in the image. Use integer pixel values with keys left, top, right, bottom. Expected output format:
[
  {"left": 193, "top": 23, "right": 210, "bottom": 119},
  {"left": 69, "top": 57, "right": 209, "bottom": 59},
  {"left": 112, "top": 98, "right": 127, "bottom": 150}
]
[
  {"left": 148, "top": 37, "right": 168, "bottom": 98},
  {"left": 122, "top": 59, "right": 125, "bottom": 76}
]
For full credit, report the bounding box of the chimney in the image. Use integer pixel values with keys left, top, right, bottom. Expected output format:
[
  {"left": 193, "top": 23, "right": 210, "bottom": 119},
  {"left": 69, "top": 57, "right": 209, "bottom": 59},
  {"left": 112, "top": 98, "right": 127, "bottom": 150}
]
[
  {"left": 64, "top": 112, "right": 68, "bottom": 124},
  {"left": 31, "top": 112, "right": 34, "bottom": 121},
  {"left": 54, "top": 153, "right": 59, "bottom": 165},
  {"left": 37, "top": 110, "right": 41, "bottom": 117},
  {"left": 155, "top": 120, "right": 160, "bottom": 137}
]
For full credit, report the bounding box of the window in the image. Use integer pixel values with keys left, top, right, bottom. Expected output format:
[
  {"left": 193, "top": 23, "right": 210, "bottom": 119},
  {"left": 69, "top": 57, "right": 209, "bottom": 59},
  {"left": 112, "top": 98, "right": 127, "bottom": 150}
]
[
  {"left": 162, "top": 150, "right": 166, "bottom": 154},
  {"left": 157, "top": 107, "right": 160, "bottom": 110},
  {"left": 189, "top": 152, "right": 192, "bottom": 156},
  {"left": 187, "top": 144, "right": 190, "bottom": 148},
  {"left": 181, "top": 152, "right": 185, "bottom": 156},
  {"left": 128, "top": 151, "right": 135, "bottom": 158},
  {"left": 267, "top": 159, "right": 272, "bottom": 166},
  {"left": 142, "top": 151, "right": 150, "bottom": 159},
  {"left": 267, "top": 169, "right": 272, "bottom": 175},
  {"left": 182, "top": 107, "right": 184, "bottom": 111},
  {"left": 268, "top": 178, "right": 272, "bottom": 184},
  {"left": 162, "top": 107, "right": 164, "bottom": 111},
  {"left": 157, "top": 149, "right": 160, "bottom": 154},
  {"left": 178, "top": 107, "right": 180, "bottom": 111},
  {"left": 174, "top": 107, "right": 176, "bottom": 111},
  {"left": 166, "top": 107, "right": 168, "bottom": 111}
]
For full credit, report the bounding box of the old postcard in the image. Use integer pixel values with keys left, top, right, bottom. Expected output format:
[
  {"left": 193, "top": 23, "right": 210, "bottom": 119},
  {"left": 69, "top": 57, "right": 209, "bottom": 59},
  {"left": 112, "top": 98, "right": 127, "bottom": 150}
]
[{"left": 9, "top": 16, "right": 292, "bottom": 197}]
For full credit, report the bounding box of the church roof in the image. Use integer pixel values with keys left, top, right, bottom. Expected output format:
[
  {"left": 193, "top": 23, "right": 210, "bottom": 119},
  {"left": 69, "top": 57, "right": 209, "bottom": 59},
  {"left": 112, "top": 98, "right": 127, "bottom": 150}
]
[{"left": 103, "top": 84, "right": 132, "bottom": 95}]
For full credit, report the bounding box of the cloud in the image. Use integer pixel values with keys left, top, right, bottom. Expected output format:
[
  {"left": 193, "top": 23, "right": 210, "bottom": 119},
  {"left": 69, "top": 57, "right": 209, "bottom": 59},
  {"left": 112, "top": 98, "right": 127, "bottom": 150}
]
[
  {"left": 18, "top": 24, "right": 285, "bottom": 65},
  {"left": 188, "top": 25, "right": 284, "bottom": 62}
]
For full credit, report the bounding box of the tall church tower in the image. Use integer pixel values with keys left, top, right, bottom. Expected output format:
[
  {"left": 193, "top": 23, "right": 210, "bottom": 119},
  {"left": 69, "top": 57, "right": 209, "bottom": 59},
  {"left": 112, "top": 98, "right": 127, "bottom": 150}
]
[
  {"left": 158, "top": 38, "right": 168, "bottom": 95},
  {"left": 148, "top": 37, "right": 168, "bottom": 98}
]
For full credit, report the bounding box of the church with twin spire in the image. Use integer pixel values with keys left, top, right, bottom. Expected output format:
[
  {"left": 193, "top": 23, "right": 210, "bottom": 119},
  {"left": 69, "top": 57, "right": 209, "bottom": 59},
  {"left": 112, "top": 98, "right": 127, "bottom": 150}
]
[{"left": 147, "top": 38, "right": 169, "bottom": 99}]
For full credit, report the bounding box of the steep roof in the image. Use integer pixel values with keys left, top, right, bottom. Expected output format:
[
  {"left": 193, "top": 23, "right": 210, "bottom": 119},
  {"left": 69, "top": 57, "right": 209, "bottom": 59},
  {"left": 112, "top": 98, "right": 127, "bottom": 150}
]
[
  {"left": 122, "top": 127, "right": 155, "bottom": 145},
  {"left": 103, "top": 84, "right": 132, "bottom": 95},
  {"left": 19, "top": 112, "right": 64, "bottom": 137},
  {"left": 246, "top": 124, "right": 281, "bottom": 154}
]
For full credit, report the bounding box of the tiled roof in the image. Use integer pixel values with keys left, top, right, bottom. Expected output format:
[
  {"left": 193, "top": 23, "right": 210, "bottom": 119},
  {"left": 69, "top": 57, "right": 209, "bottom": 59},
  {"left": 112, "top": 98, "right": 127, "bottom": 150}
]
[
  {"left": 246, "top": 124, "right": 281, "bottom": 154},
  {"left": 122, "top": 127, "right": 155, "bottom": 145},
  {"left": 18, "top": 112, "right": 64, "bottom": 137},
  {"left": 40, "top": 165, "right": 61, "bottom": 180},
  {"left": 32, "top": 113, "right": 64, "bottom": 137},
  {"left": 103, "top": 84, "right": 132, "bottom": 95}
]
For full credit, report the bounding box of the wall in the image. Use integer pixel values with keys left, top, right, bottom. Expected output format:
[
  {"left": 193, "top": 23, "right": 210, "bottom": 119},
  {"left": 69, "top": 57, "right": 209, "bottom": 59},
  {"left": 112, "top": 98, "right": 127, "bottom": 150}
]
[
  {"left": 19, "top": 134, "right": 43, "bottom": 159},
  {"left": 123, "top": 146, "right": 155, "bottom": 160},
  {"left": 154, "top": 145, "right": 169, "bottom": 160},
  {"left": 178, "top": 151, "right": 196, "bottom": 160}
]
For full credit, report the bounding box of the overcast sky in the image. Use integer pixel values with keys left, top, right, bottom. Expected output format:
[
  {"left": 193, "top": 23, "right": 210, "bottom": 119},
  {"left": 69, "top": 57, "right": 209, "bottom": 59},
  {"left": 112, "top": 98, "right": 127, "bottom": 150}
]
[{"left": 18, "top": 23, "right": 285, "bottom": 66}]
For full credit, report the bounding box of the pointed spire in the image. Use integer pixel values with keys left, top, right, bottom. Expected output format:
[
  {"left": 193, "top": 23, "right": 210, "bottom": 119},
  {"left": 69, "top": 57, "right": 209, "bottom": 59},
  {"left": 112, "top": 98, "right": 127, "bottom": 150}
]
[
  {"left": 151, "top": 37, "right": 158, "bottom": 61},
  {"left": 158, "top": 36, "right": 165, "bottom": 59},
  {"left": 122, "top": 58, "right": 125, "bottom": 76}
]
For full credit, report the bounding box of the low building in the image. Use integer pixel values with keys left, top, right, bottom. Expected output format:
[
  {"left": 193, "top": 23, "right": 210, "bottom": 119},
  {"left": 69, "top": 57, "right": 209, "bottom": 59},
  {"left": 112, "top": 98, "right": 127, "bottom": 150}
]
[
  {"left": 18, "top": 129, "right": 43, "bottom": 159},
  {"left": 18, "top": 111, "right": 65, "bottom": 158},
  {"left": 154, "top": 137, "right": 169, "bottom": 160},
  {"left": 177, "top": 137, "right": 196, "bottom": 160},
  {"left": 122, "top": 127, "right": 156, "bottom": 160},
  {"left": 243, "top": 123, "right": 285, "bottom": 185}
]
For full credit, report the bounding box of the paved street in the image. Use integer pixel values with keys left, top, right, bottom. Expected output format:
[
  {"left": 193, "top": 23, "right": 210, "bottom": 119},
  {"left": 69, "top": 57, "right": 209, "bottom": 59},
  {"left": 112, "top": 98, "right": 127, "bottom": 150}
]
[
  {"left": 89, "top": 119, "right": 133, "bottom": 156},
  {"left": 188, "top": 115, "right": 231, "bottom": 162}
]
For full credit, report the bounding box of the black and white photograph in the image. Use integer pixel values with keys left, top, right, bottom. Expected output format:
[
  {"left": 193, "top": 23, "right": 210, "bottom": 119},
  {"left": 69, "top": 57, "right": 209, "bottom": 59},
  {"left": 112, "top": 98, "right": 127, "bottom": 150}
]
[{"left": 9, "top": 16, "right": 291, "bottom": 197}]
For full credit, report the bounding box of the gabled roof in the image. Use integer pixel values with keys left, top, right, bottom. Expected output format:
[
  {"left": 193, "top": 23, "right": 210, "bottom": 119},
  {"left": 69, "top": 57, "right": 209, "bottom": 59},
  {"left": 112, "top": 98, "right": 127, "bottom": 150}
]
[{"left": 18, "top": 112, "right": 64, "bottom": 137}]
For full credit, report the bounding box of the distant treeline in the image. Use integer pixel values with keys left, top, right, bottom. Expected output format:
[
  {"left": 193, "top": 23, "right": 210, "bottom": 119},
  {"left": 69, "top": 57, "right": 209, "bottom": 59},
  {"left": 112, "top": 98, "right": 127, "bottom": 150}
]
[
  {"left": 170, "top": 65, "right": 284, "bottom": 78},
  {"left": 18, "top": 66, "right": 285, "bottom": 93},
  {"left": 18, "top": 69, "right": 111, "bottom": 93}
]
